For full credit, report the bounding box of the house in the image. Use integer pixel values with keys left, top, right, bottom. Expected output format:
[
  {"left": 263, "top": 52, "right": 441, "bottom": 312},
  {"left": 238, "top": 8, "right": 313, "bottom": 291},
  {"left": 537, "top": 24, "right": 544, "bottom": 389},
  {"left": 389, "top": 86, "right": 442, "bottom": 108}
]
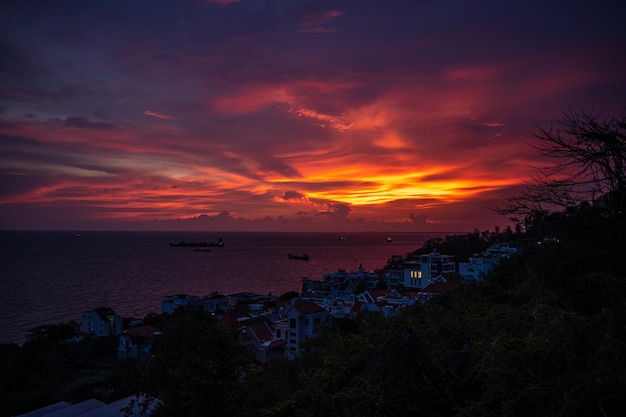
[
  {"left": 319, "top": 298, "right": 353, "bottom": 318},
  {"left": 237, "top": 316, "right": 286, "bottom": 364},
  {"left": 301, "top": 277, "right": 356, "bottom": 303},
  {"left": 274, "top": 299, "right": 329, "bottom": 357},
  {"left": 218, "top": 302, "right": 251, "bottom": 329},
  {"left": 161, "top": 294, "right": 200, "bottom": 314},
  {"left": 459, "top": 254, "right": 499, "bottom": 282},
  {"left": 459, "top": 243, "right": 520, "bottom": 282},
  {"left": 383, "top": 266, "right": 403, "bottom": 289},
  {"left": 201, "top": 292, "right": 229, "bottom": 313},
  {"left": 301, "top": 265, "right": 380, "bottom": 303},
  {"left": 118, "top": 325, "right": 160, "bottom": 361},
  {"left": 360, "top": 289, "right": 417, "bottom": 307},
  {"left": 401, "top": 250, "right": 456, "bottom": 290},
  {"left": 353, "top": 289, "right": 416, "bottom": 317},
  {"left": 418, "top": 276, "right": 460, "bottom": 302},
  {"left": 322, "top": 265, "right": 380, "bottom": 290},
  {"left": 161, "top": 292, "right": 229, "bottom": 315},
  {"left": 80, "top": 307, "right": 123, "bottom": 337}
]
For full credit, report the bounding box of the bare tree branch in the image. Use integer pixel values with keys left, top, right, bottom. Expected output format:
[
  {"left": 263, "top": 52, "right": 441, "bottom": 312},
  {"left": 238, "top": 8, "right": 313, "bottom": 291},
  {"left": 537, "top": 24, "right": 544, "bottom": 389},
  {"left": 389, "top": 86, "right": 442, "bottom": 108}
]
[{"left": 496, "top": 108, "right": 626, "bottom": 224}]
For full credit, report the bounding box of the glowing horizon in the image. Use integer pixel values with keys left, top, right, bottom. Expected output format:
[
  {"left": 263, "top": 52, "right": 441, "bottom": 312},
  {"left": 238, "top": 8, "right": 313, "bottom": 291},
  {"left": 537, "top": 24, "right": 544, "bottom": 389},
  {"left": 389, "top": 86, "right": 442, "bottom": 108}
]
[{"left": 1, "top": 1, "right": 624, "bottom": 232}]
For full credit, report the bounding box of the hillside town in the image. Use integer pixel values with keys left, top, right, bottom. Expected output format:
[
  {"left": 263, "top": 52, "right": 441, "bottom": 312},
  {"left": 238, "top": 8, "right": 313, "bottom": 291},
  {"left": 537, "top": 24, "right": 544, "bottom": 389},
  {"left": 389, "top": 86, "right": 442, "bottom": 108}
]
[
  {"left": 77, "top": 242, "right": 520, "bottom": 366},
  {"left": 5, "top": 240, "right": 526, "bottom": 417}
]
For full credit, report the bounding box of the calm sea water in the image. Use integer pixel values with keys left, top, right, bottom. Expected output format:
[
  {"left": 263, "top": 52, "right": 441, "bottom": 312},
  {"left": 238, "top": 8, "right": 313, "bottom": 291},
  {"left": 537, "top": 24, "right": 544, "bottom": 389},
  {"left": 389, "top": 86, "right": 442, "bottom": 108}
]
[{"left": 0, "top": 231, "right": 444, "bottom": 345}]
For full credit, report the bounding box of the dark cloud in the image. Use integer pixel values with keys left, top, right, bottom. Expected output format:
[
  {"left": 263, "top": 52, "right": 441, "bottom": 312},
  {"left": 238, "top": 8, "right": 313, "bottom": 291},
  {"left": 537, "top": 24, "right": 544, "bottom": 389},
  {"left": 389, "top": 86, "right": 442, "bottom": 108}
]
[
  {"left": 409, "top": 214, "right": 433, "bottom": 226},
  {"left": 318, "top": 202, "right": 351, "bottom": 218},
  {"left": 283, "top": 190, "right": 304, "bottom": 200}
]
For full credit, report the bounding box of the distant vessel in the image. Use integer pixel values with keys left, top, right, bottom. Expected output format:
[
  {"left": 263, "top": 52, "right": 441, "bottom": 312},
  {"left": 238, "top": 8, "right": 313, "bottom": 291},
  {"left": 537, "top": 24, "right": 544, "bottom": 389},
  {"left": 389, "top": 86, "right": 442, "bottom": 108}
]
[
  {"left": 170, "top": 236, "right": 224, "bottom": 248},
  {"left": 288, "top": 253, "right": 309, "bottom": 261},
  {"left": 386, "top": 236, "right": 393, "bottom": 243}
]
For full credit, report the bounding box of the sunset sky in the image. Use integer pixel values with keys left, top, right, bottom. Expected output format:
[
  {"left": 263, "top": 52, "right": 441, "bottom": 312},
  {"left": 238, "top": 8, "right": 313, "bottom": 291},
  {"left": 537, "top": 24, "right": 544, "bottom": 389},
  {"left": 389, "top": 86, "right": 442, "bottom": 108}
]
[{"left": 1, "top": 0, "right": 625, "bottom": 232}]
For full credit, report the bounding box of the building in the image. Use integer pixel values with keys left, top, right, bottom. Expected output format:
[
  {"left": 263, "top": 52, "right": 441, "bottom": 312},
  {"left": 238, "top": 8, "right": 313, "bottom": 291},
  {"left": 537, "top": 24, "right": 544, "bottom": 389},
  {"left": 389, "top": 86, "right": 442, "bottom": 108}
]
[
  {"left": 161, "top": 294, "right": 200, "bottom": 314},
  {"left": 459, "top": 243, "right": 520, "bottom": 282},
  {"left": 417, "top": 276, "right": 459, "bottom": 302},
  {"left": 237, "top": 316, "right": 286, "bottom": 364},
  {"left": 275, "top": 299, "right": 329, "bottom": 357},
  {"left": 301, "top": 276, "right": 356, "bottom": 304},
  {"left": 80, "top": 307, "right": 124, "bottom": 337},
  {"left": 383, "top": 267, "right": 403, "bottom": 289},
  {"left": 399, "top": 250, "right": 456, "bottom": 290},
  {"left": 301, "top": 266, "right": 380, "bottom": 303},
  {"left": 201, "top": 292, "right": 229, "bottom": 313},
  {"left": 161, "top": 292, "right": 229, "bottom": 315},
  {"left": 118, "top": 325, "right": 160, "bottom": 361}
]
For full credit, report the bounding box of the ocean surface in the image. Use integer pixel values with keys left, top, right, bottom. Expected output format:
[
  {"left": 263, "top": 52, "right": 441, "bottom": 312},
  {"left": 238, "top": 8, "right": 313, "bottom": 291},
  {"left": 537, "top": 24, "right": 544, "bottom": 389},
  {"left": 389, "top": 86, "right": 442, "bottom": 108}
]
[{"left": 0, "top": 230, "right": 445, "bottom": 345}]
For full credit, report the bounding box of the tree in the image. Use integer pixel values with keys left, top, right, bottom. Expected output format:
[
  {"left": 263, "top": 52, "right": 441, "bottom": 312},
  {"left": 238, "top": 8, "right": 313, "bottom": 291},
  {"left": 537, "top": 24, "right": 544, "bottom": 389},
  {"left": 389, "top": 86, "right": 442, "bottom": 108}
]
[
  {"left": 135, "top": 309, "right": 254, "bottom": 417},
  {"left": 497, "top": 108, "right": 626, "bottom": 224}
]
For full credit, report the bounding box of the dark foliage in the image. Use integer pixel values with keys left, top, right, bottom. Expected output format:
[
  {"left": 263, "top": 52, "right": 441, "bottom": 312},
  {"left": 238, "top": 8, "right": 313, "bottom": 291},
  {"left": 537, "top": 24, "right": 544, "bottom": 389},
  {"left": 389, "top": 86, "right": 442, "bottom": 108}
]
[
  {"left": 0, "top": 326, "right": 138, "bottom": 417},
  {"left": 238, "top": 206, "right": 626, "bottom": 416},
  {"left": 132, "top": 308, "right": 255, "bottom": 417}
]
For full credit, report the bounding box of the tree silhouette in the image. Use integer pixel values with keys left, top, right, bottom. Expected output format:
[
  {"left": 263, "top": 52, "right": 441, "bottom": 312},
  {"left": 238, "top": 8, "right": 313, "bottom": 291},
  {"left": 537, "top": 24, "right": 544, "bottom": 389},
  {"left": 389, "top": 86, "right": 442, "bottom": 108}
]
[{"left": 497, "top": 108, "right": 626, "bottom": 225}]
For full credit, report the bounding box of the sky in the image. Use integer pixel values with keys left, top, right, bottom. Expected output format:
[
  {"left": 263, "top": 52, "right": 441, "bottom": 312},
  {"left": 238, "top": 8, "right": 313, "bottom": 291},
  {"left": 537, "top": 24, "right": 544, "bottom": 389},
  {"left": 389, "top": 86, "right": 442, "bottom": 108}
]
[{"left": 1, "top": 0, "right": 625, "bottom": 233}]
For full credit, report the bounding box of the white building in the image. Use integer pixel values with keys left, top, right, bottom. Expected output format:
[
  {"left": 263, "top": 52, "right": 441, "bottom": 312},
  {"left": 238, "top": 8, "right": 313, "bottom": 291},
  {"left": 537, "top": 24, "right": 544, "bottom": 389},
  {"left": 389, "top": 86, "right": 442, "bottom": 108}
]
[
  {"left": 459, "top": 243, "right": 520, "bottom": 282},
  {"left": 400, "top": 251, "right": 456, "bottom": 290},
  {"left": 275, "top": 299, "right": 329, "bottom": 357},
  {"left": 80, "top": 307, "right": 123, "bottom": 337}
]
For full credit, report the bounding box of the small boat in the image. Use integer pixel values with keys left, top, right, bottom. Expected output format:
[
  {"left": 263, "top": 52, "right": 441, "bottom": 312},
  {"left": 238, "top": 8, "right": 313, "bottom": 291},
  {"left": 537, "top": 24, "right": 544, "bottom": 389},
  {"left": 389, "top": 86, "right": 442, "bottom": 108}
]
[
  {"left": 386, "top": 236, "right": 393, "bottom": 243},
  {"left": 288, "top": 253, "right": 310, "bottom": 261}
]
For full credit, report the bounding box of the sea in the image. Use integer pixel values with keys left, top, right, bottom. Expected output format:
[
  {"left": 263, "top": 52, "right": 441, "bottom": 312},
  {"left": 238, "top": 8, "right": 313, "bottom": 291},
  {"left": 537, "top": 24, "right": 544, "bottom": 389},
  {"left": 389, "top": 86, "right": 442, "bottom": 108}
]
[{"left": 0, "top": 230, "right": 446, "bottom": 345}]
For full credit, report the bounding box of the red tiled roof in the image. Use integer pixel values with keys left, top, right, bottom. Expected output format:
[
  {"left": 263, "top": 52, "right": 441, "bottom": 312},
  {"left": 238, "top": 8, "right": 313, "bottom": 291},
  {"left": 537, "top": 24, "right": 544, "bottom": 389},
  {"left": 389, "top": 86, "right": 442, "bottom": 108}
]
[
  {"left": 238, "top": 316, "right": 272, "bottom": 330},
  {"left": 127, "top": 325, "right": 159, "bottom": 337},
  {"left": 268, "top": 339, "right": 287, "bottom": 348},
  {"left": 125, "top": 325, "right": 160, "bottom": 344},
  {"left": 293, "top": 299, "right": 326, "bottom": 315},
  {"left": 249, "top": 323, "right": 273, "bottom": 342},
  {"left": 219, "top": 303, "right": 251, "bottom": 328}
]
